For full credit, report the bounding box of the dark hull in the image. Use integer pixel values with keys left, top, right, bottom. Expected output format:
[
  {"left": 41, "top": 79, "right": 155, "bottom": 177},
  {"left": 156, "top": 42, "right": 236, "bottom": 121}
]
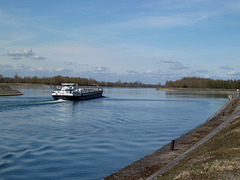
[{"left": 52, "top": 92, "right": 103, "bottom": 101}]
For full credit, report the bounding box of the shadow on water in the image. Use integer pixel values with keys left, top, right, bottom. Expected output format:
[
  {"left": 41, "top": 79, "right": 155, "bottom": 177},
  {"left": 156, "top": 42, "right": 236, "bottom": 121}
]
[{"left": 1, "top": 95, "right": 107, "bottom": 113}]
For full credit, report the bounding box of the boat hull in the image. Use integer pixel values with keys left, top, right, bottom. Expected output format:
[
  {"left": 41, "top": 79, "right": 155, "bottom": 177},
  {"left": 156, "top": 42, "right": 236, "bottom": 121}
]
[{"left": 52, "top": 91, "right": 103, "bottom": 101}]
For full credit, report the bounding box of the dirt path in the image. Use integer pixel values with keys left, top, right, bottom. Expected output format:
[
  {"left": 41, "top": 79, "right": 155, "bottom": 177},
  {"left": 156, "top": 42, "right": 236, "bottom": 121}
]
[{"left": 103, "top": 94, "right": 239, "bottom": 180}]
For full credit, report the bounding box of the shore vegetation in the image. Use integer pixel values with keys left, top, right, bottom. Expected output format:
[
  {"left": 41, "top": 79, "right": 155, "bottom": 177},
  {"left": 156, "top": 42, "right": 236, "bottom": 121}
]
[
  {"left": 1, "top": 75, "right": 240, "bottom": 90},
  {"left": 166, "top": 77, "right": 240, "bottom": 89},
  {"left": 0, "top": 74, "right": 161, "bottom": 88}
]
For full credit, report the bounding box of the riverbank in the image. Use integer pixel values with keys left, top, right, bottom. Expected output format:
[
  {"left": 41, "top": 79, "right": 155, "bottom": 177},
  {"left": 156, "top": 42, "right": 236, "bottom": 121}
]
[
  {"left": 0, "top": 85, "right": 23, "bottom": 96},
  {"left": 104, "top": 93, "right": 240, "bottom": 180},
  {"left": 157, "top": 88, "right": 238, "bottom": 93},
  {"left": 1, "top": 83, "right": 238, "bottom": 92},
  {"left": 157, "top": 102, "right": 240, "bottom": 179},
  {"left": 0, "top": 83, "right": 52, "bottom": 88}
]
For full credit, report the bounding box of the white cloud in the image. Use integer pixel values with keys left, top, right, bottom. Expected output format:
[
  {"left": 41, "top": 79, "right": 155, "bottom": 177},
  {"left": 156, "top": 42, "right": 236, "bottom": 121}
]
[
  {"left": 95, "top": 66, "right": 108, "bottom": 73},
  {"left": 7, "top": 49, "right": 33, "bottom": 57},
  {"left": 56, "top": 68, "right": 65, "bottom": 72},
  {"left": 6, "top": 49, "right": 46, "bottom": 60},
  {"left": 36, "top": 67, "right": 43, "bottom": 71}
]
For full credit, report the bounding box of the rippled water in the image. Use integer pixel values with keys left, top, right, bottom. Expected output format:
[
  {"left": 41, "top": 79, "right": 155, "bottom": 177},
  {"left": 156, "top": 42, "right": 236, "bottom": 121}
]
[{"left": 0, "top": 88, "right": 228, "bottom": 180}]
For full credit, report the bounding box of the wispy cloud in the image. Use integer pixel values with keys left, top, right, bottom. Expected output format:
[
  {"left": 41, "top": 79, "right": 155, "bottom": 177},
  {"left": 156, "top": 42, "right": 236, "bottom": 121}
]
[
  {"left": 109, "top": 13, "right": 212, "bottom": 30},
  {"left": 17, "top": 64, "right": 31, "bottom": 70},
  {"left": 160, "top": 59, "right": 190, "bottom": 70},
  {"left": 0, "top": 63, "right": 73, "bottom": 77},
  {"left": 142, "top": 0, "right": 240, "bottom": 14},
  {"left": 189, "top": 70, "right": 210, "bottom": 79},
  {"left": 219, "top": 66, "right": 234, "bottom": 70},
  {"left": 195, "top": 70, "right": 209, "bottom": 73},
  {"left": 0, "top": 64, "right": 14, "bottom": 71},
  {"left": 126, "top": 70, "right": 138, "bottom": 75},
  {"left": 169, "top": 63, "right": 190, "bottom": 70},
  {"left": 227, "top": 70, "right": 240, "bottom": 77},
  {"left": 160, "top": 59, "right": 178, "bottom": 64},
  {"left": 31, "top": 55, "right": 45, "bottom": 60},
  {"left": 64, "top": 61, "right": 90, "bottom": 67}
]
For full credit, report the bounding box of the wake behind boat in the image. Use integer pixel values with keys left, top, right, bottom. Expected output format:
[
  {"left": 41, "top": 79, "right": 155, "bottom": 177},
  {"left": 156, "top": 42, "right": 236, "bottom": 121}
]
[{"left": 52, "top": 83, "right": 103, "bottom": 100}]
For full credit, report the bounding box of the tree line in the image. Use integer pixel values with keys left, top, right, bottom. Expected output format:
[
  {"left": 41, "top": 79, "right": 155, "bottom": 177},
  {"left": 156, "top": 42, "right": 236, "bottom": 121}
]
[
  {"left": 166, "top": 77, "right": 240, "bottom": 89},
  {"left": 0, "top": 74, "right": 160, "bottom": 88},
  {"left": 2, "top": 75, "right": 239, "bottom": 89}
]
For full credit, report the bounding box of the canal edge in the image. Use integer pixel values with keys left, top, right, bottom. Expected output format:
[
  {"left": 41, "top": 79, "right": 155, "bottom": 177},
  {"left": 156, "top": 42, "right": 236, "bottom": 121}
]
[{"left": 103, "top": 93, "right": 239, "bottom": 180}]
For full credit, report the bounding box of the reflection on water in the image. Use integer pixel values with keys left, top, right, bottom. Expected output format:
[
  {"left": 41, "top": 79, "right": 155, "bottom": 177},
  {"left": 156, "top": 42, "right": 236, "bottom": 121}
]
[
  {"left": 0, "top": 88, "right": 229, "bottom": 180},
  {"left": 166, "top": 91, "right": 229, "bottom": 99}
]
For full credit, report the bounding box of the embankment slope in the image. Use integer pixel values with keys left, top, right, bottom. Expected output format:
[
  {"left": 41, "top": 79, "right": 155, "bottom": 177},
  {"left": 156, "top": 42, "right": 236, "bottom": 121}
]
[
  {"left": 104, "top": 94, "right": 239, "bottom": 180},
  {"left": 157, "top": 97, "right": 240, "bottom": 179}
]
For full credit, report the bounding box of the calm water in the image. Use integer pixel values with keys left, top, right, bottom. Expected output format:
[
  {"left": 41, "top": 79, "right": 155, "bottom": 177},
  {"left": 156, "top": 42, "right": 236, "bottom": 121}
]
[{"left": 0, "top": 88, "right": 228, "bottom": 180}]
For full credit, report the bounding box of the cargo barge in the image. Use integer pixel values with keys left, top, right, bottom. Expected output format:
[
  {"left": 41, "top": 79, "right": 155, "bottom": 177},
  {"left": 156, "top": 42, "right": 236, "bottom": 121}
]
[{"left": 52, "top": 83, "right": 103, "bottom": 100}]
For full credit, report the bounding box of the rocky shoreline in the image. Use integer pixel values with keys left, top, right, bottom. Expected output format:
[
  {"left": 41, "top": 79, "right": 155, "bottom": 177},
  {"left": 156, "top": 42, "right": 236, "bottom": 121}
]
[
  {"left": 0, "top": 85, "right": 23, "bottom": 96},
  {"left": 104, "top": 93, "right": 240, "bottom": 180}
]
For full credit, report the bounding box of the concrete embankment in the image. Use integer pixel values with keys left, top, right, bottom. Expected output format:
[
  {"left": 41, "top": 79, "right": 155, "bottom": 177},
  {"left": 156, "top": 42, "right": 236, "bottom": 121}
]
[
  {"left": 0, "top": 85, "right": 23, "bottom": 96},
  {"left": 103, "top": 93, "right": 240, "bottom": 180}
]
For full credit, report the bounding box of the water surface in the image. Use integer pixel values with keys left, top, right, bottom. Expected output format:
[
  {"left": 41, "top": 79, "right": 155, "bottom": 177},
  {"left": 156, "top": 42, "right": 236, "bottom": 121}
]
[{"left": 0, "top": 88, "right": 228, "bottom": 179}]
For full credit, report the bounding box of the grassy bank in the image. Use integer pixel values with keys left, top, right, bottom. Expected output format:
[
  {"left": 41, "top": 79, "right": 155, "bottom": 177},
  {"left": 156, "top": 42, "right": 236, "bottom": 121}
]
[{"left": 158, "top": 107, "right": 240, "bottom": 179}]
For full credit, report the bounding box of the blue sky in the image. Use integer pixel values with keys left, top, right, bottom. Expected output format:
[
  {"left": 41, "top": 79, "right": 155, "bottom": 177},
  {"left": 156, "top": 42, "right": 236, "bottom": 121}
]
[{"left": 0, "top": 0, "right": 240, "bottom": 84}]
